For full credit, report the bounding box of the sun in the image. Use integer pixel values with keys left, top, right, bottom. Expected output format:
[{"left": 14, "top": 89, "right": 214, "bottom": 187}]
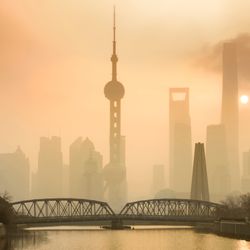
[{"left": 240, "top": 95, "right": 249, "bottom": 104}]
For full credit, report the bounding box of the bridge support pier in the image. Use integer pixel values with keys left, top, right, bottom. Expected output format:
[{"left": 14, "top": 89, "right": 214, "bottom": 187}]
[
  {"left": 111, "top": 218, "right": 124, "bottom": 229},
  {"left": 107, "top": 218, "right": 131, "bottom": 230}
]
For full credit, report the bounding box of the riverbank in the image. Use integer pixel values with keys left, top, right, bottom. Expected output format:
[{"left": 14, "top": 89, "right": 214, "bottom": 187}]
[
  {"left": 195, "top": 220, "right": 250, "bottom": 240},
  {"left": 213, "top": 220, "right": 250, "bottom": 240}
]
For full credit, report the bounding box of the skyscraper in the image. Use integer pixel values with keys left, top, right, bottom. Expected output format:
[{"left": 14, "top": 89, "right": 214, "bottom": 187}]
[
  {"left": 206, "top": 124, "right": 230, "bottom": 200},
  {"left": 69, "top": 137, "right": 103, "bottom": 200},
  {"left": 82, "top": 152, "right": 103, "bottom": 200},
  {"left": 34, "top": 136, "right": 63, "bottom": 198},
  {"left": 221, "top": 42, "right": 240, "bottom": 191},
  {"left": 169, "top": 88, "right": 192, "bottom": 195},
  {"left": 191, "top": 143, "right": 210, "bottom": 201},
  {"left": 104, "top": 8, "right": 127, "bottom": 210},
  {"left": 0, "top": 147, "right": 30, "bottom": 201},
  {"left": 70, "top": 137, "right": 94, "bottom": 197}
]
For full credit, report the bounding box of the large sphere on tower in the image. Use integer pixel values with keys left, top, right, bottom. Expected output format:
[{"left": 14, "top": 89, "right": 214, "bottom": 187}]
[{"left": 104, "top": 80, "right": 125, "bottom": 100}]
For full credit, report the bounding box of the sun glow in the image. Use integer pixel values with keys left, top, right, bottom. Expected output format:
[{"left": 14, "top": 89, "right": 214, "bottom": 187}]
[{"left": 240, "top": 95, "right": 249, "bottom": 104}]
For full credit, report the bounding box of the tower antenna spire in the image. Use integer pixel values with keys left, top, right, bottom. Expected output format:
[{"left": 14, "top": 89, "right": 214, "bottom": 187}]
[
  {"left": 111, "top": 5, "right": 118, "bottom": 80},
  {"left": 113, "top": 5, "right": 116, "bottom": 43}
]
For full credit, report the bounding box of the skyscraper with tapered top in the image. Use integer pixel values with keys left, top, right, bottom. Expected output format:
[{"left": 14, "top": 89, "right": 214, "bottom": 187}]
[
  {"left": 221, "top": 42, "right": 240, "bottom": 192},
  {"left": 104, "top": 7, "right": 127, "bottom": 210}
]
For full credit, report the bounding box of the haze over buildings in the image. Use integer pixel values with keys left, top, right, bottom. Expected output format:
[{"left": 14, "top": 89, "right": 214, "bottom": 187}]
[
  {"left": 152, "top": 164, "right": 165, "bottom": 197},
  {"left": 1, "top": 2, "right": 250, "bottom": 201}
]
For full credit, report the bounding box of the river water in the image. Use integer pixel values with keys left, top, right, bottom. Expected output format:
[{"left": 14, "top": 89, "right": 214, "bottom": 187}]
[{"left": 4, "top": 226, "right": 250, "bottom": 250}]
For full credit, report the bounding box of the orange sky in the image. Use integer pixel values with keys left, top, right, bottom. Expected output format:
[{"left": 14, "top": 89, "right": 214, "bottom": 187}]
[{"left": 1, "top": 0, "right": 250, "bottom": 199}]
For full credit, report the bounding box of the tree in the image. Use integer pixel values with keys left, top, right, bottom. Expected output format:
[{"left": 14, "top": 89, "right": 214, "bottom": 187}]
[
  {"left": 218, "top": 193, "right": 250, "bottom": 219},
  {"left": 239, "top": 193, "right": 250, "bottom": 218},
  {"left": 0, "top": 192, "right": 14, "bottom": 225}
]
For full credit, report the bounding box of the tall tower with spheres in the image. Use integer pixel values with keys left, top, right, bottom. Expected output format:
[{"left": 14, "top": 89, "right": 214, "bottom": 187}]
[{"left": 104, "top": 7, "right": 127, "bottom": 211}]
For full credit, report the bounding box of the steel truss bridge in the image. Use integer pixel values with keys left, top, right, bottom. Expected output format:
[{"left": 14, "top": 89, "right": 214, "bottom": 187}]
[{"left": 11, "top": 198, "right": 220, "bottom": 227}]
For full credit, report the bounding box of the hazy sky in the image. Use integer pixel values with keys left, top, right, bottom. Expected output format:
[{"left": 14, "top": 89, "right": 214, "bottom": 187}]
[{"left": 1, "top": 0, "right": 250, "bottom": 199}]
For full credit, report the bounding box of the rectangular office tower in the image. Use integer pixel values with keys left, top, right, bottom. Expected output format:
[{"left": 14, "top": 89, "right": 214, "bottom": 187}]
[
  {"left": 221, "top": 42, "right": 240, "bottom": 192},
  {"left": 33, "top": 137, "right": 63, "bottom": 198},
  {"left": 169, "top": 88, "right": 192, "bottom": 195}
]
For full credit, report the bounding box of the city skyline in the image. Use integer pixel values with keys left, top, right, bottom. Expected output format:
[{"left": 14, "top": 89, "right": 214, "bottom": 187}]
[
  {"left": 2, "top": 2, "right": 250, "bottom": 249},
  {"left": 1, "top": 1, "right": 250, "bottom": 200}
]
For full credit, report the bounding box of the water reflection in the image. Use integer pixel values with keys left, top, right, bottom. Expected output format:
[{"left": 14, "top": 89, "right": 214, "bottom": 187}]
[
  {"left": 0, "top": 238, "right": 7, "bottom": 250},
  {"left": 2, "top": 227, "right": 250, "bottom": 250},
  {"left": 237, "top": 240, "right": 250, "bottom": 250},
  {"left": 1, "top": 230, "right": 48, "bottom": 250}
]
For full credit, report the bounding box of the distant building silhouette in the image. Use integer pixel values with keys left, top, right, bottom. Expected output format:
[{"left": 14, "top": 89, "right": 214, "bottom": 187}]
[
  {"left": 154, "top": 188, "right": 176, "bottom": 199},
  {"left": 69, "top": 137, "right": 103, "bottom": 200},
  {"left": 221, "top": 42, "right": 240, "bottom": 191},
  {"left": 206, "top": 124, "right": 230, "bottom": 200},
  {"left": 191, "top": 143, "right": 210, "bottom": 201},
  {"left": 63, "top": 164, "right": 69, "bottom": 197},
  {"left": 103, "top": 8, "right": 127, "bottom": 210},
  {"left": 0, "top": 147, "right": 30, "bottom": 201},
  {"left": 241, "top": 150, "right": 250, "bottom": 193},
  {"left": 169, "top": 88, "right": 192, "bottom": 194},
  {"left": 33, "top": 137, "right": 63, "bottom": 198},
  {"left": 152, "top": 164, "right": 165, "bottom": 197},
  {"left": 83, "top": 152, "right": 103, "bottom": 200}
]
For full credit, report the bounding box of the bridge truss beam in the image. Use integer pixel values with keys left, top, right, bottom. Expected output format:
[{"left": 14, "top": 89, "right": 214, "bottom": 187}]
[{"left": 11, "top": 198, "right": 115, "bottom": 224}]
